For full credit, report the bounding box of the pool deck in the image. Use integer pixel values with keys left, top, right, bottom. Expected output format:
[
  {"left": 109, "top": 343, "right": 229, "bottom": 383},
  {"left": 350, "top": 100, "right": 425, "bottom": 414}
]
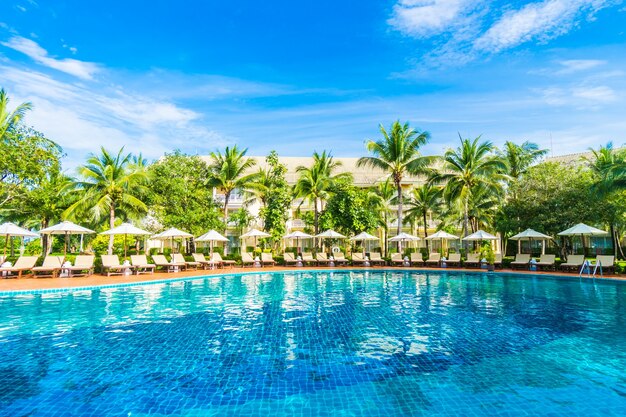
[{"left": 0, "top": 266, "right": 621, "bottom": 293}]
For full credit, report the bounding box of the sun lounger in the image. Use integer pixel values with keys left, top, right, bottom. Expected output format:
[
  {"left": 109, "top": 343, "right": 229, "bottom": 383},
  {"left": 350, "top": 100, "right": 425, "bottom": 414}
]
[
  {"left": 510, "top": 254, "right": 531, "bottom": 270},
  {"left": 595, "top": 255, "right": 615, "bottom": 274},
  {"left": 241, "top": 253, "right": 256, "bottom": 267},
  {"left": 0, "top": 256, "right": 39, "bottom": 278},
  {"left": 301, "top": 252, "right": 317, "bottom": 266},
  {"left": 193, "top": 253, "right": 220, "bottom": 269},
  {"left": 284, "top": 252, "right": 299, "bottom": 266},
  {"left": 446, "top": 253, "right": 461, "bottom": 267},
  {"left": 351, "top": 252, "right": 368, "bottom": 265},
  {"left": 130, "top": 255, "right": 156, "bottom": 275},
  {"left": 464, "top": 253, "right": 481, "bottom": 268},
  {"left": 212, "top": 252, "right": 236, "bottom": 268},
  {"left": 172, "top": 253, "right": 200, "bottom": 270},
  {"left": 32, "top": 255, "right": 64, "bottom": 278},
  {"left": 261, "top": 253, "right": 276, "bottom": 267},
  {"left": 536, "top": 254, "right": 556, "bottom": 271},
  {"left": 101, "top": 255, "right": 133, "bottom": 276},
  {"left": 560, "top": 255, "right": 585, "bottom": 272},
  {"left": 315, "top": 252, "right": 331, "bottom": 265},
  {"left": 494, "top": 253, "right": 503, "bottom": 269},
  {"left": 410, "top": 252, "right": 424, "bottom": 266},
  {"left": 333, "top": 252, "right": 349, "bottom": 266},
  {"left": 369, "top": 252, "right": 386, "bottom": 266},
  {"left": 66, "top": 255, "right": 95, "bottom": 277},
  {"left": 391, "top": 253, "right": 404, "bottom": 266},
  {"left": 425, "top": 252, "right": 441, "bottom": 267},
  {"left": 152, "top": 254, "right": 185, "bottom": 273}
]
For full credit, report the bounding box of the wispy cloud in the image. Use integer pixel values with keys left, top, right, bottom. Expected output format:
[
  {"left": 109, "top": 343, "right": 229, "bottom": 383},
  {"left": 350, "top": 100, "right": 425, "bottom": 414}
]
[
  {"left": 1, "top": 36, "right": 100, "bottom": 79},
  {"left": 390, "top": 0, "right": 621, "bottom": 67}
]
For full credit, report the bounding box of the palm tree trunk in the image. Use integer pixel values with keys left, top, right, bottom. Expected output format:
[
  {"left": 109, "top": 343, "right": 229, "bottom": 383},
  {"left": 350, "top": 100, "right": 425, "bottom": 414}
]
[
  {"left": 223, "top": 192, "right": 230, "bottom": 224},
  {"left": 108, "top": 204, "right": 115, "bottom": 255},
  {"left": 396, "top": 182, "right": 403, "bottom": 252},
  {"left": 41, "top": 219, "right": 50, "bottom": 255},
  {"left": 463, "top": 197, "right": 469, "bottom": 251},
  {"left": 423, "top": 211, "right": 429, "bottom": 252},
  {"left": 314, "top": 198, "right": 319, "bottom": 236}
]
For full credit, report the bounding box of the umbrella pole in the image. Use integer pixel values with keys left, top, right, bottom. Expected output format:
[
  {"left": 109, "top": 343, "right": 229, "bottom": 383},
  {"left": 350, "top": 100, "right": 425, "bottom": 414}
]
[
  {"left": 64, "top": 232, "right": 68, "bottom": 256},
  {"left": 3, "top": 234, "right": 7, "bottom": 258},
  {"left": 124, "top": 233, "right": 127, "bottom": 258}
]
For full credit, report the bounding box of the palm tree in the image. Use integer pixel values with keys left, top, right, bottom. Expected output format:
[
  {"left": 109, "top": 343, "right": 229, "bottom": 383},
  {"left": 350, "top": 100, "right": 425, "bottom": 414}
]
[
  {"left": 357, "top": 121, "right": 433, "bottom": 246},
  {"left": 294, "top": 150, "right": 351, "bottom": 235},
  {"left": 405, "top": 184, "right": 442, "bottom": 252},
  {"left": 65, "top": 147, "right": 149, "bottom": 254},
  {"left": 0, "top": 88, "right": 32, "bottom": 141},
  {"left": 432, "top": 136, "right": 506, "bottom": 247},
  {"left": 500, "top": 141, "right": 547, "bottom": 180},
  {"left": 207, "top": 146, "right": 257, "bottom": 222},
  {"left": 585, "top": 143, "right": 626, "bottom": 258},
  {"left": 367, "top": 178, "right": 395, "bottom": 256}
]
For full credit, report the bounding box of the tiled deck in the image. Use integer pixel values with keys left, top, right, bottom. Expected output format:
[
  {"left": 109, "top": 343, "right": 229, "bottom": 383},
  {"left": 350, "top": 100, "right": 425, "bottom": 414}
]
[{"left": 0, "top": 266, "right": 621, "bottom": 293}]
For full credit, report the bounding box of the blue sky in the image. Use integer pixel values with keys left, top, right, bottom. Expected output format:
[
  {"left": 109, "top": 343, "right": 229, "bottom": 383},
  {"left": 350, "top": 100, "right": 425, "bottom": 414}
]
[{"left": 1, "top": 0, "right": 625, "bottom": 167}]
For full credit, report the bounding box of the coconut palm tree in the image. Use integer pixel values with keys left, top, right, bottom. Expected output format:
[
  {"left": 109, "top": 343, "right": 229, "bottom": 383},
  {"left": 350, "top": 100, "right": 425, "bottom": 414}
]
[
  {"left": 357, "top": 121, "right": 433, "bottom": 245},
  {"left": 207, "top": 145, "right": 257, "bottom": 223},
  {"left": 432, "top": 136, "right": 506, "bottom": 246},
  {"left": 0, "top": 88, "right": 32, "bottom": 141},
  {"left": 294, "top": 150, "right": 351, "bottom": 235},
  {"left": 65, "top": 147, "right": 149, "bottom": 254},
  {"left": 500, "top": 141, "right": 547, "bottom": 180},
  {"left": 405, "top": 184, "right": 442, "bottom": 252},
  {"left": 367, "top": 178, "right": 395, "bottom": 256}
]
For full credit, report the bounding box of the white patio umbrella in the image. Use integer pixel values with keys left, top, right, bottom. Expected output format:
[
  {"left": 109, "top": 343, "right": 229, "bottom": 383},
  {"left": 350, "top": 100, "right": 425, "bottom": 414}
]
[
  {"left": 196, "top": 230, "right": 229, "bottom": 256},
  {"left": 240, "top": 228, "right": 271, "bottom": 248},
  {"left": 426, "top": 230, "right": 459, "bottom": 252},
  {"left": 315, "top": 229, "right": 346, "bottom": 252},
  {"left": 284, "top": 231, "right": 313, "bottom": 254},
  {"left": 39, "top": 221, "right": 95, "bottom": 255},
  {"left": 152, "top": 227, "right": 193, "bottom": 253},
  {"left": 462, "top": 230, "right": 498, "bottom": 241},
  {"left": 389, "top": 232, "right": 420, "bottom": 254},
  {"left": 558, "top": 223, "right": 608, "bottom": 255},
  {"left": 510, "top": 228, "right": 552, "bottom": 255},
  {"left": 350, "top": 231, "right": 379, "bottom": 255},
  {"left": 0, "top": 222, "right": 39, "bottom": 258},
  {"left": 100, "top": 223, "right": 151, "bottom": 257}
]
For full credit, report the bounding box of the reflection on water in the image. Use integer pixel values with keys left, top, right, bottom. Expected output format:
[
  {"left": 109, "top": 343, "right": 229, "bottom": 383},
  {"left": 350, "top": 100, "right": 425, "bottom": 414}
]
[{"left": 1, "top": 271, "right": 626, "bottom": 416}]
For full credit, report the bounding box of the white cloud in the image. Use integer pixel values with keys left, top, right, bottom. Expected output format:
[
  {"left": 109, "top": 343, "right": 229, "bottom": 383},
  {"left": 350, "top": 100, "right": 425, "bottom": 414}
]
[
  {"left": 388, "top": 0, "right": 478, "bottom": 38},
  {"left": 0, "top": 65, "right": 231, "bottom": 165},
  {"left": 539, "top": 84, "right": 618, "bottom": 107},
  {"left": 1, "top": 36, "right": 100, "bottom": 80},
  {"left": 474, "top": 0, "right": 613, "bottom": 53},
  {"left": 556, "top": 59, "right": 606, "bottom": 73}
]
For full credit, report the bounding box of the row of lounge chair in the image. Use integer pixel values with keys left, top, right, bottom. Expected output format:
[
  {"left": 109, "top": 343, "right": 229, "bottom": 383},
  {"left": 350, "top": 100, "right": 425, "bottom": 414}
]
[{"left": 509, "top": 254, "right": 615, "bottom": 274}]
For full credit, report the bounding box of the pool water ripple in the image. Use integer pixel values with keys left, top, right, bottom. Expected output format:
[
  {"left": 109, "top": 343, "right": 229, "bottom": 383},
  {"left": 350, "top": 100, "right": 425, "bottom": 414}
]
[{"left": 1, "top": 271, "right": 626, "bottom": 416}]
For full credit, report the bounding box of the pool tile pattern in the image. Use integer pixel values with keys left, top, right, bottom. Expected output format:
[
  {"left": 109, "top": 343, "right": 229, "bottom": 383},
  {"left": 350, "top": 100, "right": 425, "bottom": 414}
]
[{"left": 1, "top": 271, "right": 626, "bottom": 416}]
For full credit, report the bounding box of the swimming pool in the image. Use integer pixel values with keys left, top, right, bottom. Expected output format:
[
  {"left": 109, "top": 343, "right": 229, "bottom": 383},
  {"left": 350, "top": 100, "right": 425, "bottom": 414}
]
[{"left": 1, "top": 270, "right": 626, "bottom": 416}]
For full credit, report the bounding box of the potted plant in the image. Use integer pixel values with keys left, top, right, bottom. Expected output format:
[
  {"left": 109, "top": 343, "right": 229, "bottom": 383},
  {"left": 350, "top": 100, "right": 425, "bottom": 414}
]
[{"left": 483, "top": 245, "right": 496, "bottom": 272}]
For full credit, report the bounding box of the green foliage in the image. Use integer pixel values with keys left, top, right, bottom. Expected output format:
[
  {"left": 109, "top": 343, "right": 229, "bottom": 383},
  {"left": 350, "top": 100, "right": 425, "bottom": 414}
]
[
  {"left": 497, "top": 162, "right": 606, "bottom": 238},
  {"left": 259, "top": 151, "right": 292, "bottom": 247},
  {"left": 319, "top": 179, "right": 378, "bottom": 236},
  {"left": 147, "top": 150, "right": 224, "bottom": 235},
  {"left": 90, "top": 234, "right": 128, "bottom": 256}
]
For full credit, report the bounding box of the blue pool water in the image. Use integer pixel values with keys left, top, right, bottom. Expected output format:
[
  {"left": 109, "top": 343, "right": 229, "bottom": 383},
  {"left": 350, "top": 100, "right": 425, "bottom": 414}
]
[{"left": 2, "top": 270, "right": 626, "bottom": 416}]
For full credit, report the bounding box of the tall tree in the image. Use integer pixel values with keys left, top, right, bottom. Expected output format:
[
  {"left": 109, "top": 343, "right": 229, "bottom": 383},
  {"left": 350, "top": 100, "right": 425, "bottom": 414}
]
[
  {"left": 367, "top": 179, "right": 395, "bottom": 256},
  {"left": 405, "top": 184, "right": 442, "bottom": 252},
  {"left": 432, "top": 137, "right": 506, "bottom": 246},
  {"left": 500, "top": 141, "right": 547, "bottom": 180},
  {"left": 258, "top": 151, "right": 292, "bottom": 248},
  {"left": 357, "top": 121, "right": 433, "bottom": 248},
  {"left": 584, "top": 143, "right": 626, "bottom": 258},
  {"left": 294, "top": 150, "right": 351, "bottom": 235},
  {"left": 147, "top": 151, "right": 224, "bottom": 236},
  {"left": 0, "top": 88, "right": 32, "bottom": 141},
  {"left": 65, "top": 147, "right": 149, "bottom": 254},
  {"left": 207, "top": 145, "right": 257, "bottom": 223}
]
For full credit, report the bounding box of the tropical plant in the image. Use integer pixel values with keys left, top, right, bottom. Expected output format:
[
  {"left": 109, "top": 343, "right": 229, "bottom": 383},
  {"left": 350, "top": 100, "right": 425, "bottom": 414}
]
[
  {"left": 366, "top": 179, "right": 395, "bottom": 255},
  {"left": 319, "top": 179, "right": 378, "bottom": 238},
  {"left": 0, "top": 88, "right": 32, "bottom": 141},
  {"left": 499, "top": 141, "right": 547, "bottom": 180},
  {"left": 294, "top": 150, "right": 351, "bottom": 235},
  {"left": 258, "top": 151, "right": 292, "bottom": 247},
  {"left": 432, "top": 136, "right": 506, "bottom": 247},
  {"left": 357, "top": 121, "right": 433, "bottom": 247},
  {"left": 207, "top": 145, "right": 257, "bottom": 222},
  {"left": 65, "top": 147, "right": 149, "bottom": 254},
  {"left": 405, "top": 184, "right": 442, "bottom": 252}
]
